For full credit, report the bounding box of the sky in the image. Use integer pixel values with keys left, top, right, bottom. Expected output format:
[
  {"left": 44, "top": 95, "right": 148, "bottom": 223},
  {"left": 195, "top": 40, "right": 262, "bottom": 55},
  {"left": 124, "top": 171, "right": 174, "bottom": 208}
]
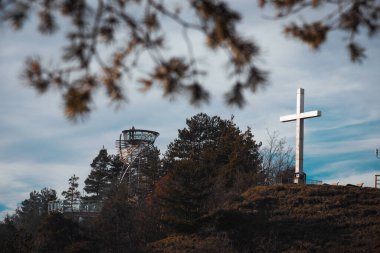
[{"left": 1, "top": 1, "right": 379, "bottom": 219}]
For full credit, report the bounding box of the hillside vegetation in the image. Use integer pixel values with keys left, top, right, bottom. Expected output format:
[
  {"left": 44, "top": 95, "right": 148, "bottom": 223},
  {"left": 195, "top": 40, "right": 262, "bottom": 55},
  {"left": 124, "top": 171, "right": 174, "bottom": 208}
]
[
  {"left": 148, "top": 184, "right": 380, "bottom": 253},
  {"left": 3, "top": 114, "right": 379, "bottom": 253}
]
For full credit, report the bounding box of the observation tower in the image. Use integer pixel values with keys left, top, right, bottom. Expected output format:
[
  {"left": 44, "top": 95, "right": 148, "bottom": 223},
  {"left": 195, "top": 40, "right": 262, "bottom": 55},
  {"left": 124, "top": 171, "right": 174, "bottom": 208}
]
[
  {"left": 48, "top": 127, "right": 159, "bottom": 217},
  {"left": 115, "top": 127, "right": 159, "bottom": 186}
]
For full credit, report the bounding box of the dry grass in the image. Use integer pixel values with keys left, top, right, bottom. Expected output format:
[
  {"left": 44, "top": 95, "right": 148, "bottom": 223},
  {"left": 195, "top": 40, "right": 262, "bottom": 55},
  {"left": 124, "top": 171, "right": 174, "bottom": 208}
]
[
  {"left": 147, "top": 234, "right": 236, "bottom": 253},
  {"left": 148, "top": 185, "right": 380, "bottom": 253}
]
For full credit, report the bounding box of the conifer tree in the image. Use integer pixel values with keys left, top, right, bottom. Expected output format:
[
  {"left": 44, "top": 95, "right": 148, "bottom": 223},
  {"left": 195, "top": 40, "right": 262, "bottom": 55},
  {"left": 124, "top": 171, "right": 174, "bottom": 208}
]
[
  {"left": 35, "top": 212, "right": 82, "bottom": 253},
  {"left": 15, "top": 190, "right": 44, "bottom": 235},
  {"left": 136, "top": 146, "right": 162, "bottom": 198},
  {"left": 165, "top": 113, "right": 228, "bottom": 162},
  {"left": 83, "top": 148, "right": 111, "bottom": 200},
  {"left": 9, "top": 188, "right": 57, "bottom": 251},
  {"left": 214, "top": 126, "right": 263, "bottom": 193},
  {"left": 14, "top": 188, "right": 57, "bottom": 231},
  {"left": 62, "top": 174, "right": 80, "bottom": 212},
  {"left": 0, "top": 215, "right": 19, "bottom": 252},
  {"left": 158, "top": 159, "right": 210, "bottom": 232},
  {"left": 94, "top": 188, "right": 138, "bottom": 252},
  {"left": 157, "top": 113, "right": 262, "bottom": 231},
  {"left": 39, "top": 187, "right": 58, "bottom": 217},
  {"left": 108, "top": 154, "right": 124, "bottom": 184}
]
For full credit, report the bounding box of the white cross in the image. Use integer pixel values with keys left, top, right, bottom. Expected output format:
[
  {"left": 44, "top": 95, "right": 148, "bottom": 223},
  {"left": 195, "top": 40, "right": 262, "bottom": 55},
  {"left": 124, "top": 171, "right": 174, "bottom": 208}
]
[{"left": 280, "top": 88, "right": 321, "bottom": 184}]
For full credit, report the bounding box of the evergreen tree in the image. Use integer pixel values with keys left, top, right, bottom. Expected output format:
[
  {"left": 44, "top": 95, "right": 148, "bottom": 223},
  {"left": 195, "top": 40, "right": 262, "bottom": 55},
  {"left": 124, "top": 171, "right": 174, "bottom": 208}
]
[
  {"left": 165, "top": 113, "right": 228, "bottom": 162},
  {"left": 15, "top": 190, "right": 44, "bottom": 235},
  {"left": 157, "top": 113, "right": 262, "bottom": 231},
  {"left": 108, "top": 154, "right": 124, "bottom": 184},
  {"left": 35, "top": 212, "right": 81, "bottom": 253},
  {"left": 83, "top": 148, "right": 111, "bottom": 201},
  {"left": 14, "top": 188, "right": 57, "bottom": 232},
  {"left": 158, "top": 159, "right": 210, "bottom": 232},
  {"left": 115, "top": 144, "right": 162, "bottom": 203},
  {"left": 39, "top": 187, "right": 58, "bottom": 217},
  {"left": 94, "top": 187, "right": 140, "bottom": 252},
  {"left": 83, "top": 146, "right": 161, "bottom": 203},
  {"left": 0, "top": 215, "right": 20, "bottom": 252},
  {"left": 9, "top": 188, "right": 57, "bottom": 252},
  {"left": 135, "top": 146, "right": 162, "bottom": 199},
  {"left": 214, "top": 125, "right": 263, "bottom": 192},
  {"left": 62, "top": 174, "right": 81, "bottom": 213}
]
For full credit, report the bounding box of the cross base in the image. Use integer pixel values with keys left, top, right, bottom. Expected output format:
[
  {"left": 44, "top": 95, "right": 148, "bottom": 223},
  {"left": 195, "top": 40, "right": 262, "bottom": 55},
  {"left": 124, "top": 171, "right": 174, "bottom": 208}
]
[{"left": 294, "top": 172, "right": 307, "bottom": 184}]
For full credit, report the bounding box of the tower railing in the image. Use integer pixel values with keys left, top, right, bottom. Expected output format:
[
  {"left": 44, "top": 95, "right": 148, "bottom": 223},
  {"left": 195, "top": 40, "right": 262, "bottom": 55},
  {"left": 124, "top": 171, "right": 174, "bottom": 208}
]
[
  {"left": 48, "top": 127, "right": 160, "bottom": 217},
  {"left": 115, "top": 127, "right": 159, "bottom": 186},
  {"left": 48, "top": 200, "right": 103, "bottom": 214}
]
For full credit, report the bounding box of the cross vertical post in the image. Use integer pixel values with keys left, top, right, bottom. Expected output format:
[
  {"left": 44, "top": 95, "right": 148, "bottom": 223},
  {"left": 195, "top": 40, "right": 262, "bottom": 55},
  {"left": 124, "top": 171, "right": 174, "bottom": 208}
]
[
  {"left": 296, "top": 88, "right": 304, "bottom": 179},
  {"left": 280, "top": 88, "right": 321, "bottom": 184}
]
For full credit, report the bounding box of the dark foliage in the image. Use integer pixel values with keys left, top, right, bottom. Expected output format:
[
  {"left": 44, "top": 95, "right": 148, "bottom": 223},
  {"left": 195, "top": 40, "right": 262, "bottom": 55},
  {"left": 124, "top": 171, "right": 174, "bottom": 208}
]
[
  {"left": 95, "top": 193, "right": 136, "bottom": 251},
  {"left": 35, "top": 213, "right": 83, "bottom": 253},
  {"left": 0, "top": 216, "right": 19, "bottom": 253},
  {"left": 83, "top": 148, "right": 113, "bottom": 201},
  {"left": 14, "top": 188, "right": 57, "bottom": 232},
  {"left": 115, "top": 145, "right": 162, "bottom": 202},
  {"left": 0, "top": 188, "right": 57, "bottom": 252},
  {"left": 2, "top": 113, "right": 380, "bottom": 252},
  {"left": 156, "top": 160, "right": 211, "bottom": 233},
  {"left": 93, "top": 186, "right": 147, "bottom": 253},
  {"left": 133, "top": 146, "right": 162, "bottom": 199},
  {"left": 156, "top": 113, "right": 262, "bottom": 232}
]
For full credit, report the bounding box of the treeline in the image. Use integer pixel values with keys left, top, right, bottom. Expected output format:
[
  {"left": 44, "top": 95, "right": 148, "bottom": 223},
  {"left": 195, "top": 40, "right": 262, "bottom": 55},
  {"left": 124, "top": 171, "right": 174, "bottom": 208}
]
[{"left": 0, "top": 113, "right": 294, "bottom": 253}]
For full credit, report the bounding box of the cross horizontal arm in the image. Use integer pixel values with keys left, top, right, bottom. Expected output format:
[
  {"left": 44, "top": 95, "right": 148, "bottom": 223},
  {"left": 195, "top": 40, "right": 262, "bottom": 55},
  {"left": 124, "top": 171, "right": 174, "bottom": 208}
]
[
  {"left": 301, "top": 110, "right": 321, "bottom": 119},
  {"left": 280, "top": 110, "right": 322, "bottom": 122},
  {"left": 280, "top": 114, "right": 297, "bottom": 122}
]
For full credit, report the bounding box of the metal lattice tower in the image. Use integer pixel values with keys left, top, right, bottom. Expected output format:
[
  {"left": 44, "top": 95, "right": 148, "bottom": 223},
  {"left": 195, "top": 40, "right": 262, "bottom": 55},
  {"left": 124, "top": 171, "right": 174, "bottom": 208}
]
[
  {"left": 48, "top": 128, "right": 159, "bottom": 216},
  {"left": 115, "top": 127, "right": 159, "bottom": 187}
]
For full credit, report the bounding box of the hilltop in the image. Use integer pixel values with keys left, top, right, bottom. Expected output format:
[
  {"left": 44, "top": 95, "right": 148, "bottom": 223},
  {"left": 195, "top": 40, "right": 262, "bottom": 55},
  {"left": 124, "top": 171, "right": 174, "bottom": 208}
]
[
  {"left": 2, "top": 113, "right": 378, "bottom": 253},
  {"left": 148, "top": 184, "right": 380, "bottom": 253}
]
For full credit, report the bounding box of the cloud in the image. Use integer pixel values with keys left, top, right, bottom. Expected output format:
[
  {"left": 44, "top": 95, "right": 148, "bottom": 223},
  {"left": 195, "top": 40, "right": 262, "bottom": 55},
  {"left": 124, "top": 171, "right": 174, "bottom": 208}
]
[
  {"left": 0, "top": 1, "right": 379, "bottom": 221},
  {"left": 0, "top": 161, "right": 90, "bottom": 219},
  {"left": 307, "top": 137, "right": 380, "bottom": 156},
  {"left": 324, "top": 171, "right": 380, "bottom": 188}
]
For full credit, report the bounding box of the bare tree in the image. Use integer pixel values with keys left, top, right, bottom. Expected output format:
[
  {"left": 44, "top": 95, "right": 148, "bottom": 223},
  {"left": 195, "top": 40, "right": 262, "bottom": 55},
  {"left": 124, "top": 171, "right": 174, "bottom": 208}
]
[{"left": 261, "top": 130, "right": 295, "bottom": 185}]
